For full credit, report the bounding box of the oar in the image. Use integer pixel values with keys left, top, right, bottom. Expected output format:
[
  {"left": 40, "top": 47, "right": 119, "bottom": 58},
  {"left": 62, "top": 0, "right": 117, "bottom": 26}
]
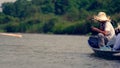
[{"left": 0, "top": 33, "right": 22, "bottom": 38}]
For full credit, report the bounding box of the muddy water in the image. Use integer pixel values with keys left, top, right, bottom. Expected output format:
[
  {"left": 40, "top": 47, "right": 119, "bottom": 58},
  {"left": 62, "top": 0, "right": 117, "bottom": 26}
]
[{"left": 0, "top": 34, "right": 119, "bottom": 68}]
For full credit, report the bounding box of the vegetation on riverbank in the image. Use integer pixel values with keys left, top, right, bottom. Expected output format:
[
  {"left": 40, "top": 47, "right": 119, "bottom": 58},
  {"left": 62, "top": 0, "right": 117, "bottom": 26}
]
[{"left": 0, "top": 0, "right": 120, "bottom": 35}]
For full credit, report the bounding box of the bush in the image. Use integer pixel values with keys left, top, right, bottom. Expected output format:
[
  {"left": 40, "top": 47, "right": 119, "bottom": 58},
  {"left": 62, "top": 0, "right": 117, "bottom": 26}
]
[
  {"left": 52, "top": 21, "right": 90, "bottom": 35},
  {"left": 4, "top": 23, "right": 20, "bottom": 32}
]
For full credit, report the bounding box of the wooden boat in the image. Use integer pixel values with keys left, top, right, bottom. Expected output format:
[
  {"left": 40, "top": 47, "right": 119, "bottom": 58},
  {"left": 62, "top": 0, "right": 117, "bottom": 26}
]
[
  {"left": 91, "top": 48, "right": 120, "bottom": 57},
  {"left": 88, "top": 36, "right": 120, "bottom": 58}
]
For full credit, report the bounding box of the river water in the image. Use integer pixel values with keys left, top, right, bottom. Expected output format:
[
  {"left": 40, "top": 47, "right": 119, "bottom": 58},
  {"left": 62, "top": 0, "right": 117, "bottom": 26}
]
[{"left": 0, "top": 34, "right": 119, "bottom": 68}]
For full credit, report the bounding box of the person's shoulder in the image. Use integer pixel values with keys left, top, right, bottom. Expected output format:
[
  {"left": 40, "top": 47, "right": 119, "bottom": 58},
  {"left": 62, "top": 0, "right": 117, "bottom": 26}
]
[{"left": 105, "top": 21, "right": 113, "bottom": 26}]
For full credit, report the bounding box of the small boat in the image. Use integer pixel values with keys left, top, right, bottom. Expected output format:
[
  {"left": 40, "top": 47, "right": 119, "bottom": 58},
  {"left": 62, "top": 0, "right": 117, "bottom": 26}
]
[
  {"left": 88, "top": 36, "right": 120, "bottom": 58},
  {"left": 91, "top": 48, "right": 120, "bottom": 57}
]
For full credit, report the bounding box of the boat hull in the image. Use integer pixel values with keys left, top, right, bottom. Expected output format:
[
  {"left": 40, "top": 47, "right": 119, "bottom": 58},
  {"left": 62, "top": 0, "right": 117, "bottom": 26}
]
[{"left": 92, "top": 48, "right": 120, "bottom": 57}]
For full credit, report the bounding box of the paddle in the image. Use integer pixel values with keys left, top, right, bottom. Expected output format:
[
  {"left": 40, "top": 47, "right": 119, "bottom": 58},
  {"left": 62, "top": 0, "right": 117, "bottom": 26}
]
[{"left": 0, "top": 33, "right": 22, "bottom": 38}]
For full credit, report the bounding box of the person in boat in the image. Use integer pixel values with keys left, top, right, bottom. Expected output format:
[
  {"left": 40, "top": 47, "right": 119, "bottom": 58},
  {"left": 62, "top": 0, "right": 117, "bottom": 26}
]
[
  {"left": 112, "top": 26, "right": 120, "bottom": 51},
  {"left": 88, "top": 12, "right": 115, "bottom": 50},
  {"left": 112, "top": 34, "right": 120, "bottom": 51}
]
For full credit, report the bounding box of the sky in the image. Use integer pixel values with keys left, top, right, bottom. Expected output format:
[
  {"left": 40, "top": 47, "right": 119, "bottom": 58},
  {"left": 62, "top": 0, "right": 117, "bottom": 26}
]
[
  {"left": 0, "top": 0, "right": 16, "bottom": 6},
  {"left": 0, "top": 0, "right": 16, "bottom": 12}
]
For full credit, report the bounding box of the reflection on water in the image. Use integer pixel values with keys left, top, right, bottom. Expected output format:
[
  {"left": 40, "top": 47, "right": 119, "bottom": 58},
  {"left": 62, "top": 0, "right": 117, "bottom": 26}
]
[{"left": 0, "top": 34, "right": 120, "bottom": 68}]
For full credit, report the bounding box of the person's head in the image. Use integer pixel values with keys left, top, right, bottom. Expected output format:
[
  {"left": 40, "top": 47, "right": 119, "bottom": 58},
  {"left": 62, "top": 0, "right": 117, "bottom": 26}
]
[{"left": 93, "top": 12, "right": 110, "bottom": 23}]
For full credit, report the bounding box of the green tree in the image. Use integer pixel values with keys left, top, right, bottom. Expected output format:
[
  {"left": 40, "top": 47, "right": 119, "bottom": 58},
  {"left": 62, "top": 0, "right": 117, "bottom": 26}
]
[{"left": 2, "top": 2, "right": 16, "bottom": 16}]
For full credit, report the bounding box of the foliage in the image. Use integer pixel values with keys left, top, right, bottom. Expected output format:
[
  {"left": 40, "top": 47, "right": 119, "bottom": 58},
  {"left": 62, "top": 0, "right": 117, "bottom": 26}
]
[{"left": 0, "top": 0, "right": 120, "bottom": 34}]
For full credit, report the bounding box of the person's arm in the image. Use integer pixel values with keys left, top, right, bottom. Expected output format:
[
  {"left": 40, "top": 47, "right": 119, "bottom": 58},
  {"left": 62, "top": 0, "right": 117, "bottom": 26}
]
[{"left": 91, "top": 26, "right": 109, "bottom": 36}]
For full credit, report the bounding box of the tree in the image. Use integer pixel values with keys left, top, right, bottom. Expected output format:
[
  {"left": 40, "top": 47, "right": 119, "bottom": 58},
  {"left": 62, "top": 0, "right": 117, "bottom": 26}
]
[{"left": 2, "top": 2, "right": 16, "bottom": 16}]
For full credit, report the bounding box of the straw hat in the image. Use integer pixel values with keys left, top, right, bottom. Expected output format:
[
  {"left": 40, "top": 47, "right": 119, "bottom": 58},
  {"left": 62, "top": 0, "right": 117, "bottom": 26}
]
[{"left": 94, "top": 12, "right": 110, "bottom": 22}]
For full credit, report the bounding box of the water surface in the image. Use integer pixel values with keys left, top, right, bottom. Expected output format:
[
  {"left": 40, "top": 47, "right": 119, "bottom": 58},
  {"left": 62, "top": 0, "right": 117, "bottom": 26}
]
[{"left": 0, "top": 34, "right": 119, "bottom": 68}]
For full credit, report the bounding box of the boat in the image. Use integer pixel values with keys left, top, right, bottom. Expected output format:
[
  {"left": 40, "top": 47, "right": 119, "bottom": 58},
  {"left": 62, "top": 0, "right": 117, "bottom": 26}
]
[
  {"left": 91, "top": 48, "right": 120, "bottom": 57},
  {"left": 88, "top": 36, "right": 120, "bottom": 58}
]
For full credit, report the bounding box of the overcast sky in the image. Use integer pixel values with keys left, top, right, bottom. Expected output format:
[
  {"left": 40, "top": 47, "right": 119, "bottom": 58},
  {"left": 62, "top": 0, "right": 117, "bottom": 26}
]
[{"left": 0, "top": 0, "right": 16, "bottom": 6}]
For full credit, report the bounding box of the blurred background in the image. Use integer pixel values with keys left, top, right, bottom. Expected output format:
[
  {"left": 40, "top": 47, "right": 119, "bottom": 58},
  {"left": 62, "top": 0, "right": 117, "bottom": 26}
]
[{"left": 0, "top": 0, "right": 120, "bottom": 35}]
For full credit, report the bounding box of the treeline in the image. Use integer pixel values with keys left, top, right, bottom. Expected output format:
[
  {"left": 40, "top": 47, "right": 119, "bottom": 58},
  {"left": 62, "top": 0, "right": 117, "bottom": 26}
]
[{"left": 0, "top": 0, "right": 120, "bottom": 35}]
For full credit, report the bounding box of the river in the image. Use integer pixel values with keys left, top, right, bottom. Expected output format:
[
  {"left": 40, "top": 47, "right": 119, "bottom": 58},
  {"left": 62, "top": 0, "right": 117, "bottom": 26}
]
[{"left": 0, "top": 34, "right": 119, "bottom": 68}]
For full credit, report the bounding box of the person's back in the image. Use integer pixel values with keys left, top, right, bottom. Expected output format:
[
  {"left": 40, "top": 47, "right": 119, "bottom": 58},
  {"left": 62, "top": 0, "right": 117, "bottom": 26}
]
[{"left": 104, "top": 21, "right": 115, "bottom": 40}]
